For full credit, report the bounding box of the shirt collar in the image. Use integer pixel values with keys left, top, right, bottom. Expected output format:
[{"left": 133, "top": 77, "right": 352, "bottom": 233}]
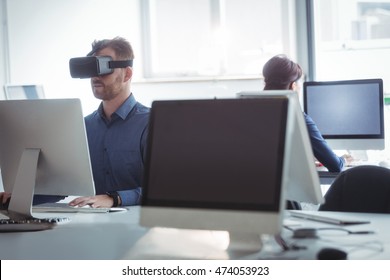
[{"left": 98, "top": 94, "right": 137, "bottom": 121}]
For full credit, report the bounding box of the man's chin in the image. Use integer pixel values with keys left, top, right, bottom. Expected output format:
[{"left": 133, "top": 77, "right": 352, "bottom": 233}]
[{"left": 92, "top": 91, "right": 105, "bottom": 100}]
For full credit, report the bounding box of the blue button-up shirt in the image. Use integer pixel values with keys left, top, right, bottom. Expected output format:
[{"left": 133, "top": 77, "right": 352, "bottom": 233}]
[{"left": 85, "top": 94, "right": 150, "bottom": 206}]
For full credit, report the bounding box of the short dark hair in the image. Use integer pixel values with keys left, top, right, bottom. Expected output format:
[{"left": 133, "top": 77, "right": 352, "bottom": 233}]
[
  {"left": 87, "top": 36, "right": 134, "bottom": 60},
  {"left": 262, "top": 54, "right": 302, "bottom": 90}
]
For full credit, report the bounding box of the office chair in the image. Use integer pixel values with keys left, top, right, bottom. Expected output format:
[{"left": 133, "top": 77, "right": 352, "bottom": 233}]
[{"left": 319, "top": 165, "right": 390, "bottom": 213}]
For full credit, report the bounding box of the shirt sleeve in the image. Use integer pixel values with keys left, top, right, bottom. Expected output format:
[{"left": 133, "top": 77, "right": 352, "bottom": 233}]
[
  {"left": 304, "top": 113, "right": 344, "bottom": 172},
  {"left": 32, "top": 195, "right": 66, "bottom": 205},
  {"left": 117, "top": 187, "right": 142, "bottom": 206}
]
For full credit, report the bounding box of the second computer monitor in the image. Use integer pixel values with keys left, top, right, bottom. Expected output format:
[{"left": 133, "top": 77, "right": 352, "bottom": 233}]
[
  {"left": 0, "top": 99, "right": 95, "bottom": 218},
  {"left": 4, "top": 84, "right": 45, "bottom": 100},
  {"left": 141, "top": 92, "right": 323, "bottom": 255},
  {"left": 304, "top": 79, "right": 384, "bottom": 150},
  {"left": 237, "top": 90, "right": 323, "bottom": 204}
]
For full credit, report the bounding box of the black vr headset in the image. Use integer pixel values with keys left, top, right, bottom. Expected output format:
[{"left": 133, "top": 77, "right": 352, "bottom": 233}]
[{"left": 69, "top": 56, "right": 133, "bottom": 79}]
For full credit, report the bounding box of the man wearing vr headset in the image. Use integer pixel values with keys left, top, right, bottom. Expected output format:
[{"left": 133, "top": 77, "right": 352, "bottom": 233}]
[
  {"left": 0, "top": 37, "right": 149, "bottom": 209},
  {"left": 68, "top": 37, "right": 150, "bottom": 208}
]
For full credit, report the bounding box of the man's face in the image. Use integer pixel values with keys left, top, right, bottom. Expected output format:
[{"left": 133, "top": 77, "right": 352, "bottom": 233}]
[{"left": 90, "top": 47, "right": 126, "bottom": 101}]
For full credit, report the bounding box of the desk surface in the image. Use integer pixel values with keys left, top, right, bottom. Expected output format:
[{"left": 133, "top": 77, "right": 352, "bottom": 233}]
[
  {"left": 0, "top": 208, "right": 389, "bottom": 260},
  {"left": 0, "top": 208, "right": 147, "bottom": 260}
]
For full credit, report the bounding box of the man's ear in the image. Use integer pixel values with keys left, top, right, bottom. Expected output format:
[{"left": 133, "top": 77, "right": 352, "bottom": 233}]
[
  {"left": 124, "top": 67, "right": 133, "bottom": 82},
  {"left": 289, "top": 81, "right": 296, "bottom": 90}
]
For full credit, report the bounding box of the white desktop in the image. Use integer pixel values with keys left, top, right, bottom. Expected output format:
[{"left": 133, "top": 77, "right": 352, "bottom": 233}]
[
  {"left": 237, "top": 90, "right": 323, "bottom": 204},
  {"left": 140, "top": 91, "right": 323, "bottom": 258},
  {"left": 0, "top": 99, "right": 95, "bottom": 220}
]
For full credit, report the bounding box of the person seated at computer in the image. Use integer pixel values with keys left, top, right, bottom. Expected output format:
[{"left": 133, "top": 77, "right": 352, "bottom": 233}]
[
  {"left": 262, "top": 54, "right": 352, "bottom": 172},
  {"left": 1, "top": 37, "right": 149, "bottom": 209},
  {"left": 68, "top": 37, "right": 149, "bottom": 208}
]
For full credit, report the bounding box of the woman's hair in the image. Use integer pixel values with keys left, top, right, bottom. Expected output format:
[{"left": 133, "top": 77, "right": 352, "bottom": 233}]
[{"left": 262, "top": 54, "right": 302, "bottom": 90}]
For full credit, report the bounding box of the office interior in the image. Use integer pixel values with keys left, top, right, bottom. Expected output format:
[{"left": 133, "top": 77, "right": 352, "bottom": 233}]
[
  {"left": 1, "top": 0, "right": 390, "bottom": 151},
  {"left": 1, "top": 0, "right": 390, "bottom": 260}
]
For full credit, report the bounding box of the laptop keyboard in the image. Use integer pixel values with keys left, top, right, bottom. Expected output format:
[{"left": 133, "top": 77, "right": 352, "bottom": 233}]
[{"left": 0, "top": 217, "right": 70, "bottom": 232}]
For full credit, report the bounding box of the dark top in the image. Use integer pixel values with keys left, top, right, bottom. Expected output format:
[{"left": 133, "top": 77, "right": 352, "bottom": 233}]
[
  {"left": 304, "top": 113, "right": 344, "bottom": 172},
  {"left": 85, "top": 94, "right": 150, "bottom": 206}
]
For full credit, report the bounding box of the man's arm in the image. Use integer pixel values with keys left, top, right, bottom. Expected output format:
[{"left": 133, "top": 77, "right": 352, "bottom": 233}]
[{"left": 117, "top": 187, "right": 142, "bottom": 206}]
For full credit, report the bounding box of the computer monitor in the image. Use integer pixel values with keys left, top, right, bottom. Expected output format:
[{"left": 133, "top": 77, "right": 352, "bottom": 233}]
[
  {"left": 237, "top": 91, "right": 323, "bottom": 204},
  {"left": 303, "top": 79, "right": 384, "bottom": 151},
  {"left": 4, "top": 84, "right": 45, "bottom": 100},
  {"left": 0, "top": 99, "right": 95, "bottom": 219},
  {"left": 140, "top": 92, "right": 322, "bottom": 257}
]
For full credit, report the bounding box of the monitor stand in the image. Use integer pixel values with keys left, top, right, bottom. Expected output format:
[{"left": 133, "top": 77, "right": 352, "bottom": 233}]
[
  {"left": 227, "top": 232, "right": 263, "bottom": 259},
  {"left": 7, "top": 148, "right": 40, "bottom": 220}
]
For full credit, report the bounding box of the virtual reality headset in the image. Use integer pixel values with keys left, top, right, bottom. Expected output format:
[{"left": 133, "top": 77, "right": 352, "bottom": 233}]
[{"left": 69, "top": 56, "right": 133, "bottom": 79}]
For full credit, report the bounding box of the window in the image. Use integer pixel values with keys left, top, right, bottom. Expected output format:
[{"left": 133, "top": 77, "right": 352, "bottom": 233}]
[
  {"left": 142, "top": 0, "right": 293, "bottom": 79},
  {"left": 312, "top": 0, "right": 390, "bottom": 93}
]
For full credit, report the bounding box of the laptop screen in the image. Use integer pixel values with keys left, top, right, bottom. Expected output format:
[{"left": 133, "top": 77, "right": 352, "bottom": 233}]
[{"left": 143, "top": 98, "right": 288, "bottom": 211}]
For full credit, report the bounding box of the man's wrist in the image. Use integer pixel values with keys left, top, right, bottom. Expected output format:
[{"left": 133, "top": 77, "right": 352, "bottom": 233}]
[{"left": 106, "top": 191, "right": 121, "bottom": 207}]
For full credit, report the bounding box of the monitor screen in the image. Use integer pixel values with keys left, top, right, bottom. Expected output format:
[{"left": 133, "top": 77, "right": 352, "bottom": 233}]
[
  {"left": 4, "top": 84, "right": 45, "bottom": 100},
  {"left": 143, "top": 98, "right": 287, "bottom": 212},
  {"left": 0, "top": 99, "right": 95, "bottom": 219},
  {"left": 303, "top": 79, "right": 384, "bottom": 150},
  {"left": 140, "top": 92, "right": 322, "bottom": 256}
]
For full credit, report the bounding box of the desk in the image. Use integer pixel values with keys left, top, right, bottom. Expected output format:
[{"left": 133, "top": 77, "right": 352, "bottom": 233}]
[
  {"left": 278, "top": 211, "right": 390, "bottom": 260},
  {"left": 0, "top": 208, "right": 147, "bottom": 260},
  {"left": 0, "top": 208, "right": 389, "bottom": 260}
]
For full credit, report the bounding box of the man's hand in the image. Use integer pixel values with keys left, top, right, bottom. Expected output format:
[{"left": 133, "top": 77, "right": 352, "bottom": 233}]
[
  {"left": 0, "top": 192, "right": 11, "bottom": 204},
  {"left": 69, "top": 194, "right": 117, "bottom": 208}
]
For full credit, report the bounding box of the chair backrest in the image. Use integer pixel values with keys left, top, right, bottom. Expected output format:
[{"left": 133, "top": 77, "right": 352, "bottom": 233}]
[{"left": 319, "top": 165, "right": 390, "bottom": 213}]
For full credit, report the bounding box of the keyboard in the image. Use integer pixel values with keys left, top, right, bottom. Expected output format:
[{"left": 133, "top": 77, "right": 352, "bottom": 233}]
[
  {"left": 0, "top": 217, "right": 70, "bottom": 232},
  {"left": 289, "top": 210, "right": 370, "bottom": 225},
  {"left": 33, "top": 202, "right": 127, "bottom": 213}
]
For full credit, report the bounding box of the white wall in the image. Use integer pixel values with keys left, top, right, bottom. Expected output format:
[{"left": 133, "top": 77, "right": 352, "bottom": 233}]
[
  {"left": 3, "top": 0, "right": 264, "bottom": 115},
  {"left": 133, "top": 78, "right": 264, "bottom": 107},
  {"left": 4, "top": 0, "right": 140, "bottom": 114}
]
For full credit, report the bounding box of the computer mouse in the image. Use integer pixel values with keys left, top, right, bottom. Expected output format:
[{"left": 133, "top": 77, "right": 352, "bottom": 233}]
[
  {"left": 293, "top": 228, "right": 318, "bottom": 238},
  {"left": 317, "top": 247, "right": 347, "bottom": 260}
]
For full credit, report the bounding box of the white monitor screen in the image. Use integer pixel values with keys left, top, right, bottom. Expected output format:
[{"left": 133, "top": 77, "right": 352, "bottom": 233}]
[
  {"left": 0, "top": 99, "right": 95, "bottom": 218},
  {"left": 304, "top": 79, "right": 384, "bottom": 150},
  {"left": 140, "top": 94, "right": 324, "bottom": 258},
  {"left": 237, "top": 91, "right": 323, "bottom": 204},
  {"left": 140, "top": 93, "right": 322, "bottom": 256},
  {"left": 141, "top": 97, "right": 290, "bottom": 255},
  {"left": 4, "top": 84, "right": 45, "bottom": 100}
]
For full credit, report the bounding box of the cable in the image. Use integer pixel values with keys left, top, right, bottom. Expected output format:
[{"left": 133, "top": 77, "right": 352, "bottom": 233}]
[{"left": 274, "top": 234, "right": 307, "bottom": 251}]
